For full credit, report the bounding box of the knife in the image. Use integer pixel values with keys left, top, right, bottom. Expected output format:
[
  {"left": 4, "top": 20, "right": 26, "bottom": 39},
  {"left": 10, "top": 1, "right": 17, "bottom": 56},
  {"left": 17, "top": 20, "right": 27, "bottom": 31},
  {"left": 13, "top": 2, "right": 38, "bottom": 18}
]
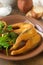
[{"left": 26, "top": 16, "right": 43, "bottom": 33}]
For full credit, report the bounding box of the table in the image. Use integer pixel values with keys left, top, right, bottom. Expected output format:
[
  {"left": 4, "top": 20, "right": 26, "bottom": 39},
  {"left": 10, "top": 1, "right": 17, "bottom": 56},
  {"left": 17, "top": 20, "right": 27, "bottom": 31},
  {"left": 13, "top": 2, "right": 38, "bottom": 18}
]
[
  {"left": 0, "top": 5, "right": 43, "bottom": 65},
  {"left": 0, "top": 53, "right": 43, "bottom": 65}
]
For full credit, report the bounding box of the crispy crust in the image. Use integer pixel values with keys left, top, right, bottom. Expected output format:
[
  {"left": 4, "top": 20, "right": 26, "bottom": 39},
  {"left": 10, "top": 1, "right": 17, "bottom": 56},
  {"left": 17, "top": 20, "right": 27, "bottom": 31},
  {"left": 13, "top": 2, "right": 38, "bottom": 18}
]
[
  {"left": 11, "top": 33, "right": 41, "bottom": 55},
  {"left": 11, "top": 22, "right": 33, "bottom": 34},
  {"left": 10, "top": 27, "right": 37, "bottom": 50},
  {"left": 10, "top": 27, "right": 41, "bottom": 55}
]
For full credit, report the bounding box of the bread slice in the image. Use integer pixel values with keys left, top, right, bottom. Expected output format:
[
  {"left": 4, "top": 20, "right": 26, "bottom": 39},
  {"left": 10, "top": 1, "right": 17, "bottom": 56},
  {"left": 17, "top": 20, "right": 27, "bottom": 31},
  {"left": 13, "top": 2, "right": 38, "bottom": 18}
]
[{"left": 26, "top": 6, "right": 43, "bottom": 19}]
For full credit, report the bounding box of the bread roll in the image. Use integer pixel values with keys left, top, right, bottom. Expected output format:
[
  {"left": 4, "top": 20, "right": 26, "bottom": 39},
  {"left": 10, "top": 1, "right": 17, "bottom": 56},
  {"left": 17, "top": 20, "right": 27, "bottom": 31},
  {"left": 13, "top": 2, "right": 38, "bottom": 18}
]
[{"left": 26, "top": 6, "right": 43, "bottom": 19}]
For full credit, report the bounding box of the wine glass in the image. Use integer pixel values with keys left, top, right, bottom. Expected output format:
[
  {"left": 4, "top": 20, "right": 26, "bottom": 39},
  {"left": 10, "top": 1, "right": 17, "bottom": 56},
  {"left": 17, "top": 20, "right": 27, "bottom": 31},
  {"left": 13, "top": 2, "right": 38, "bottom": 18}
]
[{"left": 0, "top": 0, "right": 16, "bottom": 16}]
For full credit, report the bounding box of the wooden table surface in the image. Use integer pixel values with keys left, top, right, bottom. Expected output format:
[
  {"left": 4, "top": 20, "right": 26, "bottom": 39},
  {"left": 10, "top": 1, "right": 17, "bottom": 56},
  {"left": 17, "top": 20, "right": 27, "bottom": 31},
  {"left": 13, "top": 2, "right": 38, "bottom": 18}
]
[
  {"left": 0, "top": 53, "right": 43, "bottom": 65},
  {"left": 0, "top": 5, "right": 43, "bottom": 65}
]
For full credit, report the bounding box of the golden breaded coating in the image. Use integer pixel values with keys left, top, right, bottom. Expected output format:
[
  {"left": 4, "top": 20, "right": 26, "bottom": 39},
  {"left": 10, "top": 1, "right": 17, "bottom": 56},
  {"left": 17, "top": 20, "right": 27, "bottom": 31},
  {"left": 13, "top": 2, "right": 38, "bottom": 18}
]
[
  {"left": 10, "top": 27, "right": 37, "bottom": 50},
  {"left": 11, "top": 22, "right": 33, "bottom": 34},
  {"left": 11, "top": 33, "right": 41, "bottom": 55}
]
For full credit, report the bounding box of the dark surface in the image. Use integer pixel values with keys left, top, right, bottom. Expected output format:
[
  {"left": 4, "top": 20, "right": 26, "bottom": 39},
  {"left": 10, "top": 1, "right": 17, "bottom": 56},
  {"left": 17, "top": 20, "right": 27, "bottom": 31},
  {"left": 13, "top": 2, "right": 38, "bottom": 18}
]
[{"left": 0, "top": 53, "right": 43, "bottom": 65}]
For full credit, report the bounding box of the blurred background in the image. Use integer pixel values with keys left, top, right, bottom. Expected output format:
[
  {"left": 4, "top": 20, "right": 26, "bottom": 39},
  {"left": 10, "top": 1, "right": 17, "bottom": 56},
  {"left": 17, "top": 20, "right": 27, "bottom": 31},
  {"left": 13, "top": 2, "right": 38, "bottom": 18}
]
[{"left": 0, "top": 0, "right": 43, "bottom": 17}]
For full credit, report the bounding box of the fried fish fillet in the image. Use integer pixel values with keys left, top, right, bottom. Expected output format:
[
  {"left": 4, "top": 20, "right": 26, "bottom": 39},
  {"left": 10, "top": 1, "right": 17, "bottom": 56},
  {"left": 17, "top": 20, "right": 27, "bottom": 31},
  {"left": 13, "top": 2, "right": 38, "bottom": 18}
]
[
  {"left": 11, "top": 33, "right": 41, "bottom": 55},
  {"left": 10, "top": 27, "right": 37, "bottom": 50},
  {"left": 11, "top": 22, "right": 33, "bottom": 34}
]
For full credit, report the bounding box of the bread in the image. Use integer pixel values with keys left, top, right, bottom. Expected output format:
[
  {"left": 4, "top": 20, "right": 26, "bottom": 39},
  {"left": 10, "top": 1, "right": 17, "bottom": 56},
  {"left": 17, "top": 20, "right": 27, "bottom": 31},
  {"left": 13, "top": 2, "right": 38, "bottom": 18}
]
[{"left": 26, "top": 6, "right": 43, "bottom": 19}]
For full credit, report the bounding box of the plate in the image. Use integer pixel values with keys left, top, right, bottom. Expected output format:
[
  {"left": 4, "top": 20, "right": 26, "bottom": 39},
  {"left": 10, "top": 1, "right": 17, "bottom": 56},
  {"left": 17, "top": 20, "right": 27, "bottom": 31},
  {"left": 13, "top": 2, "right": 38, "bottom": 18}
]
[{"left": 0, "top": 14, "right": 43, "bottom": 61}]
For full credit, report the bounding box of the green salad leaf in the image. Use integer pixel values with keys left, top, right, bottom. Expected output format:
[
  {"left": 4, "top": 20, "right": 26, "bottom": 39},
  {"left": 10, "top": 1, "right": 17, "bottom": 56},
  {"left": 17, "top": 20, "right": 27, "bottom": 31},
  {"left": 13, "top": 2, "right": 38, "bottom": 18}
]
[
  {"left": 0, "top": 32, "right": 18, "bottom": 55},
  {"left": 0, "top": 21, "right": 5, "bottom": 29},
  {"left": 0, "top": 21, "right": 18, "bottom": 55},
  {"left": 7, "top": 25, "right": 12, "bottom": 31},
  {"left": 0, "top": 21, "right": 5, "bottom": 33},
  {"left": 0, "top": 35, "right": 10, "bottom": 48},
  {"left": 0, "top": 34, "right": 10, "bottom": 55},
  {"left": 0, "top": 45, "right": 2, "bottom": 49},
  {"left": 8, "top": 32, "right": 18, "bottom": 43}
]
